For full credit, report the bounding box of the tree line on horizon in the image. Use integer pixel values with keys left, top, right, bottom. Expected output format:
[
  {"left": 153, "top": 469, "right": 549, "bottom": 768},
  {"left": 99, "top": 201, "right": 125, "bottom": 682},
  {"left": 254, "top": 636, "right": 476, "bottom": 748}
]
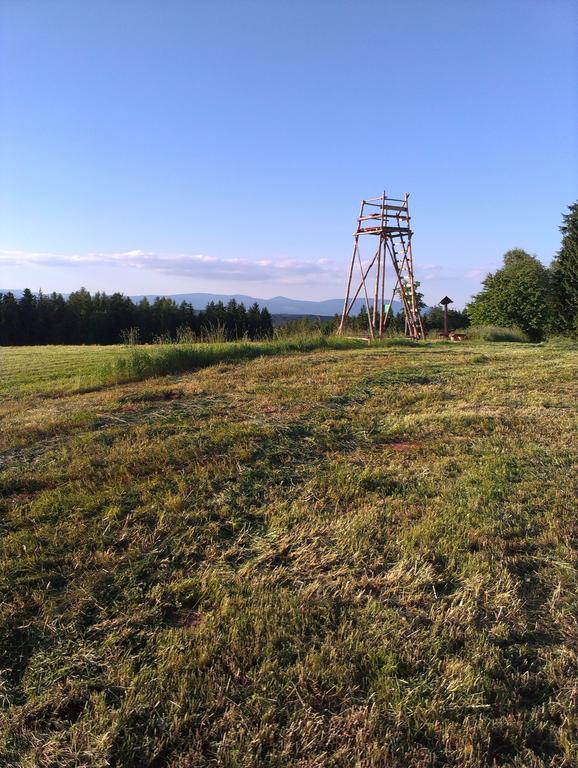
[
  {"left": 0, "top": 285, "right": 471, "bottom": 345},
  {"left": 1, "top": 202, "right": 575, "bottom": 346},
  {"left": 0, "top": 291, "right": 274, "bottom": 346}
]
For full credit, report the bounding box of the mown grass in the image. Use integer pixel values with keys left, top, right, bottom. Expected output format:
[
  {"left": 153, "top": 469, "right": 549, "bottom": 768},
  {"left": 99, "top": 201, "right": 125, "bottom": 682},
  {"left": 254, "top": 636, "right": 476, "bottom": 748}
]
[
  {"left": 0, "top": 345, "right": 123, "bottom": 398},
  {"left": 0, "top": 340, "right": 576, "bottom": 767}
]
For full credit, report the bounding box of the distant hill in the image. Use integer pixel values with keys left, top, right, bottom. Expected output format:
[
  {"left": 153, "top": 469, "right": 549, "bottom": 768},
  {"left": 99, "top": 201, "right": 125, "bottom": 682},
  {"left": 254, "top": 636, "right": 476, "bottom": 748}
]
[
  {"left": 1, "top": 289, "right": 404, "bottom": 316},
  {"left": 129, "top": 292, "right": 397, "bottom": 316}
]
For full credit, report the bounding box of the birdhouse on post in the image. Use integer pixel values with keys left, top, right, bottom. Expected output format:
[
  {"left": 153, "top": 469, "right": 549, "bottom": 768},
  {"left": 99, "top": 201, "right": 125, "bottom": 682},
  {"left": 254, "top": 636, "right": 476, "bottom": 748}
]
[{"left": 440, "top": 296, "right": 453, "bottom": 338}]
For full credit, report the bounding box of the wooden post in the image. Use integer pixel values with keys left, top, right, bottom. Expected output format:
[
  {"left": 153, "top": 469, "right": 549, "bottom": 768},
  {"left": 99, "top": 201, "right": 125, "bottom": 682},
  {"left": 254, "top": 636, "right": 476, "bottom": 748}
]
[
  {"left": 372, "top": 240, "right": 381, "bottom": 330},
  {"left": 357, "top": 234, "right": 375, "bottom": 340},
  {"left": 338, "top": 198, "right": 365, "bottom": 335},
  {"left": 440, "top": 296, "right": 453, "bottom": 338},
  {"left": 379, "top": 233, "right": 386, "bottom": 337},
  {"left": 338, "top": 238, "right": 358, "bottom": 335}
]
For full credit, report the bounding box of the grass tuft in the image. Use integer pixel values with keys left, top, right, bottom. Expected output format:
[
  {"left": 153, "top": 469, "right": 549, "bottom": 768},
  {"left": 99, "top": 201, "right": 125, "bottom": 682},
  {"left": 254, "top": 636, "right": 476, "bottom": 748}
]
[
  {"left": 465, "top": 325, "right": 531, "bottom": 342},
  {"left": 98, "top": 334, "right": 418, "bottom": 386}
]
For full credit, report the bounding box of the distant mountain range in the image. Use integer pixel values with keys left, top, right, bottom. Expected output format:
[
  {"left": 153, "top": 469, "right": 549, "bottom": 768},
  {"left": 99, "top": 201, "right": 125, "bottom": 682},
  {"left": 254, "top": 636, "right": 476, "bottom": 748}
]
[
  {"left": 1, "top": 289, "right": 404, "bottom": 316},
  {"left": 131, "top": 292, "right": 405, "bottom": 316}
]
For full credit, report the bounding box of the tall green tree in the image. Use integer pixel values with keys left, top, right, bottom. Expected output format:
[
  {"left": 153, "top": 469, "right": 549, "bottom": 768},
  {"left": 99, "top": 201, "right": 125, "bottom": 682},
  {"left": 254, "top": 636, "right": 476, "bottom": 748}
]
[
  {"left": 466, "top": 249, "right": 551, "bottom": 340},
  {"left": 549, "top": 202, "right": 578, "bottom": 334},
  {"left": 18, "top": 289, "right": 38, "bottom": 343},
  {"left": 0, "top": 292, "right": 20, "bottom": 344},
  {"left": 259, "top": 307, "right": 273, "bottom": 338},
  {"left": 247, "top": 303, "right": 262, "bottom": 339}
]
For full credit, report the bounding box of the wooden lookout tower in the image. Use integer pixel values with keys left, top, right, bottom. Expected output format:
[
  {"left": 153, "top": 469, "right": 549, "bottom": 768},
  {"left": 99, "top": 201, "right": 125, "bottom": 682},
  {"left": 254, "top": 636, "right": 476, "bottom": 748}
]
[{"left": 337, "top": 192, "right": 425, "bottom": 339}]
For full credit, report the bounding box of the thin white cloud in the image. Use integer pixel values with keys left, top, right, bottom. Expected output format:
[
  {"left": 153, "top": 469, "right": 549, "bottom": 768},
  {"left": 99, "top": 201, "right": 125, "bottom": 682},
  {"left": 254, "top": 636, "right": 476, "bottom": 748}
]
[
  {"left": 464, "top": 265, "right": 496, "bottom": 279},
  {"left": 419, "top": 264, "right": 443, "bottom": 281},
  {"left": 0, "top": 248, "right": 342, "bottom": 286},
  {"left": 2, "top": 249, "right": 458, "bottom": 295}
]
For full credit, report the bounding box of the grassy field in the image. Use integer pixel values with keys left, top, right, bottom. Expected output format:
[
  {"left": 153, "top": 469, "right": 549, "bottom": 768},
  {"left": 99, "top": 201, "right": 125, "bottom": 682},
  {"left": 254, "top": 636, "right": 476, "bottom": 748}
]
[{"left": 0, "top": 339, "right": 576, "bottom": 767}]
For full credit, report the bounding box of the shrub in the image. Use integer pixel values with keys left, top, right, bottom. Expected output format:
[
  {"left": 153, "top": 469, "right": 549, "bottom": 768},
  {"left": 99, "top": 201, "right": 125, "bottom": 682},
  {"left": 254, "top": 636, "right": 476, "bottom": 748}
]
[{"left": 467, "top": 250, "right": 551, "bottom": 340}]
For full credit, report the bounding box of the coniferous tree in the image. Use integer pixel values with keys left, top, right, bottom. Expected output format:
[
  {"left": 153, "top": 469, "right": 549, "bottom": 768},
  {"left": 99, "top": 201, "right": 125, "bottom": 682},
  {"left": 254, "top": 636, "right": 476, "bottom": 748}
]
[
  {"left": 225, "top": 298, "right": 241, "bottom": 338},
  {"left": 236, "top": 302, "right": 247, "bottom": 338},
  {"left": 0, "top": 293, "right": 20, "bottom": 344},
  {"left": 549, "top": 202, "right": 578, "bottom": 335},
  {"left": 49, "top": 293, "right": 69, "bottom": 343},
  {"left": 18, "top": 289, "right": 37, "bottom": 344},
  {"left": 259, "top": 307, "right": 273, "bottom": 338},
  {"left": 247, "top": 303, "right": 262, "bottom": 340}
]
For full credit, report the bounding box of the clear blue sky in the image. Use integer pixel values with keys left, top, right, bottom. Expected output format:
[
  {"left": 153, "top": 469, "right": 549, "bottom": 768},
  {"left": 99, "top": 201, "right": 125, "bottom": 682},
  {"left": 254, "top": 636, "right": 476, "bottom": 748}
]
[{"left": 1, "top": 0, "right": 576, "bottom": 306}]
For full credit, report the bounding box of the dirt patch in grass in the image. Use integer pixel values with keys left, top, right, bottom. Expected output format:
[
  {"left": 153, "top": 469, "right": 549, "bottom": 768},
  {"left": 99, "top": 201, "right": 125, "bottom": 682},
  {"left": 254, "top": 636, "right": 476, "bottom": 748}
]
[{"left": 387, "top": 440, "right": 422, "bottom": 451}]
